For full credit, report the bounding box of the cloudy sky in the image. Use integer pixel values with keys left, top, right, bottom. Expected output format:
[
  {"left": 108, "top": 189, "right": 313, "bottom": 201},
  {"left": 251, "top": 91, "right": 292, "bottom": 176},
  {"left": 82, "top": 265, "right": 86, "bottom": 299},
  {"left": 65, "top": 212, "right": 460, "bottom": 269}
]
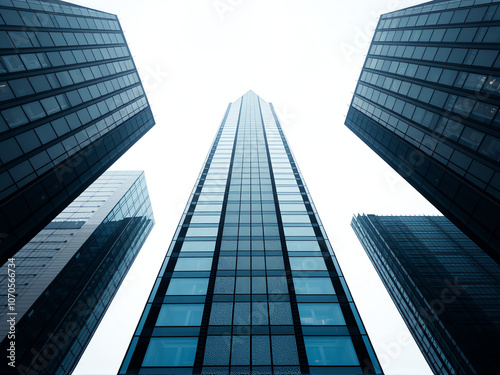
[{"left": 70, "top": 1, "right": 438, "bottom": 374}]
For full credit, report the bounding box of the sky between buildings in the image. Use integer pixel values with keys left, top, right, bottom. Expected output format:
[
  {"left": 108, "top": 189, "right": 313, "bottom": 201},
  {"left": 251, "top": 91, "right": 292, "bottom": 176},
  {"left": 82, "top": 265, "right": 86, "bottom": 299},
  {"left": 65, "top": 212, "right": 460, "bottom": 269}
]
[{"left": 71, "top": 1, "right": 437, "bottom": 374}]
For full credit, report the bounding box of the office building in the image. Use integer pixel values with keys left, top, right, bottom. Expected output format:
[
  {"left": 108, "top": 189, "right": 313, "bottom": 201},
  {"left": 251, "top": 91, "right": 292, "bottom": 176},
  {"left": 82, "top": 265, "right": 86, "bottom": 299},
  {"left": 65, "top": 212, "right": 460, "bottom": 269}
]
[
  {"left": 0, "top": 0, "right": 155, "bottom": 264},
  {"left": 345, "top": 0, "right": 500, "bottom": 263},
  {"left": 352, "top": 214, "right": 500, "bottom": 374},
  {"left": 120, "top": 91, "right": 382, "bottom": 374},
  {"left": 0, "top": 170, "right": 154, "bottom": 374}
]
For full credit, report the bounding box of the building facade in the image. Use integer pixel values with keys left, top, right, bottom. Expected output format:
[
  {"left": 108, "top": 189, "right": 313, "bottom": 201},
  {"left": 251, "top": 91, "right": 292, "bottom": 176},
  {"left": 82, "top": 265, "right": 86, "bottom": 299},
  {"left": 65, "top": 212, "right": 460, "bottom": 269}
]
[
  {"left": 0, "top": 0, "right": 155, "bottom": 264},
  {"left": 119, "top": 91, "right": 381, "bottom": 375},
  {"left": 345, "top": 0, "right": 500, "bottom": 263},
  {"left": 0, "top": 170, "right": 154, "bottom": 374},
  {"left": 352, "top": 214, "right": 500, "bottom": 374}
]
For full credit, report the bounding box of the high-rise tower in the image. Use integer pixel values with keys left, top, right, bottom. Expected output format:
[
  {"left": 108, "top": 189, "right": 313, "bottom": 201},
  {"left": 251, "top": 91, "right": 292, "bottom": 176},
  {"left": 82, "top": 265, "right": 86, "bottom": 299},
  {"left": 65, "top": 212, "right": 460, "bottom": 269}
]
[
  {"left": 0, "top": 170, "right": 154, "bottom": 375},
  {"left": 345, "top": 0, "right": 500, "bottom": 263},
  {"left": 352, "top": 214, "right": 500, "bottom": 375},
  {"left": 0, "top": 1, "right": 155, "bottom": 263},
  {"left": 119, "top": 91, "right": 381, "bottom": 375}
]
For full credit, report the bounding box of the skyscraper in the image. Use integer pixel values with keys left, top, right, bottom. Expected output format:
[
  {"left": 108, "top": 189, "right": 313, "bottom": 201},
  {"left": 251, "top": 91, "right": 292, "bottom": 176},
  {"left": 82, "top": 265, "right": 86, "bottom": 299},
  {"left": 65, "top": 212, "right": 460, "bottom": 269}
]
[
  {"left": 0, "top": 170, "right": 154, "bottom": 375},
  {"left": 0, "top": 0, "right": 155, "bottom": 264},
  {"left": 119, "top": 91, "right": 381, "bottom": 375},
  {"left": 351, "top": 214, "right": 500, "bottom": 375},
  {"left": 345, "top": 0, "right": 500, "bottom": 263}
]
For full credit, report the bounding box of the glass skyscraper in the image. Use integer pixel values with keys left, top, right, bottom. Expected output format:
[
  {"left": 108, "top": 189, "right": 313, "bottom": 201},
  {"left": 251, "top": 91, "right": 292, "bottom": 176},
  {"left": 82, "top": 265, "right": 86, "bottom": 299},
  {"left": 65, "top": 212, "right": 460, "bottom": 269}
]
[
  {"left": 120, "top": 91, "right": 381, "bottom": 375},
  {"left": 352, "top": 214, "right": 500, "bottom": 375},
  {"left": 0, "top": 0, "right": 155, "bottom": 264},
  {"left": 0, "top": 170, "right": 154, "bottom": 374},
  {"left": 345, "top": 0, "right": 500, "bottom": 263}
]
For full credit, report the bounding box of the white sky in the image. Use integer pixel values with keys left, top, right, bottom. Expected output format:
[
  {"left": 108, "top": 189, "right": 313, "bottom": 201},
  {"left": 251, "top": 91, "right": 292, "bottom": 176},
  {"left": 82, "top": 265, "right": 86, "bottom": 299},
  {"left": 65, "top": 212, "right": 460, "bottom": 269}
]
[{"left": 70, "top": 1, "right": 439, "bottom": 374}]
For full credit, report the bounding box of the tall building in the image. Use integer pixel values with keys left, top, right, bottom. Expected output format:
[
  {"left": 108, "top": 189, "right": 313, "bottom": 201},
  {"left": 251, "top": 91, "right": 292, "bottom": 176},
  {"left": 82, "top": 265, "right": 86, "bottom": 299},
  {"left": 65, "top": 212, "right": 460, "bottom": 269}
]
[
  {"left": 351, "top": 214, "right": 500, "bottom": 375},
  {"left": 345, "top": 0, "right": 500, "bottom": 263},
  {"left": 0, "top": 0, "right": 155, "bottom": 264},
  {"left": 119, "top": 91, "right": 381, "bottom": 375},
  {"left": 0, "top": 170, "right": 154, "bottom": 375}
]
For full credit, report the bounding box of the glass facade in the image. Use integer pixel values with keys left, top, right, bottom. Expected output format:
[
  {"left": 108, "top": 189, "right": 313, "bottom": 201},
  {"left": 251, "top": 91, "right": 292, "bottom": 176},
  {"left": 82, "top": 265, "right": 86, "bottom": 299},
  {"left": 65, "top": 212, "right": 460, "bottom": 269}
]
[
  {"left": 0, "top": 0, "right": 155, "bottom": 264},
  {"left": 352, "top": 214, "right": 500, "bottom": 374},
  {"left": 0, "top": 171, "right": 154, "bottom": 374},
  {"left": 345, "top": 0, "right": 500, "bottom": 264},
  {"left": 120, "top": 91, "right": 381, "bottom": 375}
]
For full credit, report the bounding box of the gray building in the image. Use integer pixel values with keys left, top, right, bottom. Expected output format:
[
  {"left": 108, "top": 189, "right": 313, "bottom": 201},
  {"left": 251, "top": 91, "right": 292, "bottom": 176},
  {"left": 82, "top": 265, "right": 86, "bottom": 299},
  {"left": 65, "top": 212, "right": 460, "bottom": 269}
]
[
  {"left": 345, "top": 0, "right": 500, "bottom": 263},
  {"left": 0, "top": 171, "right": 154, "bottom": 374},
  {"left": 0, "top": 0, "right": 155, "bottom": 264},
  {"left": 120, "top": 91, "right": 382, "bottom": 375},
  {"left": 352, "top": 214, "right": 500, "bottom": 374}
]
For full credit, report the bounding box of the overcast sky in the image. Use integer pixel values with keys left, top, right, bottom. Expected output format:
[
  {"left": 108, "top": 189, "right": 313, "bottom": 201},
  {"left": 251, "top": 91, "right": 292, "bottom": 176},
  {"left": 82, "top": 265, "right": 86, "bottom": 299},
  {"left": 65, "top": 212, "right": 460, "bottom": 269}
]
[{"left": 70, "top": 1, "right": 438, "bottom": 374}]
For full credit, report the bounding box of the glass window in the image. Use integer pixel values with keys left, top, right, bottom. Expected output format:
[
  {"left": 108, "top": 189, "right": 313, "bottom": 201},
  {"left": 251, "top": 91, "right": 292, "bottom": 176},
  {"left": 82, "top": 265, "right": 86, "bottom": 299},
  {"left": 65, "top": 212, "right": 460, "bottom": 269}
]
[
  {"left": 142, "top": 337, "right": 198, "bottom": 367},
  {"left": 290, "top": 257, "right": 327, "bottom": 271},
  {"left": 0, "top": 82, "right": 14, "bottom": 101},
  {"left": 40, "top": 97, "right": 61, "bottom": 115},
  {"left": 29, "top": 75, "right": 51, "bottom": 93},
  {"left": 286, "top": 240, "right": 321, "bottom": 252},
  {"left": 284, "top": 226, "right": 316, "bottom": 237},
  {"left": 165, "top": 278, "right": 208, "bottom": 295},
  {"left": 185, "top": 227, "right": 218, "bottom": 237},
  {"left": 10, "top": 78, "right": 34, "bottom": 97},
  {"left": 191, "top": 215, "right": 221, "bottom": 224},
  {"left": 281, "top": 215, "right": 310, "bottom": 224},
  {"left": 304, "top": 336, "right": 359, "bottom": 366},
  {"left": 2, "top": 55, "right": 24, "bottom": 72},
  {"left": 293, "top": 278, "right": 335, "bottom": 295},
  {"left": 181, "top": 240, "right": 215, "bottom": 252},
  {"left": 279, "top": 203, "right": 307, "bottom": 212},
  {"left": 174, "top": 258, "right": 212, "bottom": 271},
  {"left": 298, "top": 303, "right": 346, "bottom": 325},
  {"left": 156, "top": 304, "right": 204, "bottom": 326},
  {"left": 2, "top": 106, "right": 28, "bottom": 128}
]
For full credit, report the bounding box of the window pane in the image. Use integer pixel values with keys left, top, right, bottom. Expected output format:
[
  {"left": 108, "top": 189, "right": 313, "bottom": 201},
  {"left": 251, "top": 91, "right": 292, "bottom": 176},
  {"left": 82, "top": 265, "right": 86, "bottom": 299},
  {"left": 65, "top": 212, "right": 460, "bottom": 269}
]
[
  {"left": 293, "top": 278, "right": 335, "bottom": 295},
  {"left": 289, "top": 257, "right": 327, "bottom": 271},
  {"left": 174, "top": 258, "right": 212, "bottom": 271},
  {"left": 185, "top": 227, "right": 218, "bottom": 237},
  {"left": 304, "top": 336, "right": 359, "bottom": 366},
  {"left": 142, "top": 337, "right": 198, "bottom": 367},
  {"left": 181, "top": 240, "right": 215, "bottom": 252},
  {"left": 298, "top": 303, "right": 346, "bottom": 325},
  {"left": 156, "top": 304, "right": 204, "bottom": 326},
  {"left": 284, "top": 226, "right": 316, "bottom": 237},
  {"left": 286, "top": 240, "right": 321, "bottom": 252},
  {"left": 165, "top": 278, "right": 209, "bottom": 295}
]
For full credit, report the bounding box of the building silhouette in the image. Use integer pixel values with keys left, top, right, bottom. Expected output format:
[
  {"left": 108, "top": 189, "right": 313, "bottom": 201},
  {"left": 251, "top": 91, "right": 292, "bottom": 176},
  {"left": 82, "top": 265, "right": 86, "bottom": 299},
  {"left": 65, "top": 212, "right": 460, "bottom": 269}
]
[
  {"left": 119, "top": 91, "right": 382, "bottom": 374},
  {"left": 352, "top": 214, "right": 500, "bottom": 374},
  {"left": 0, "top": 0, "right": 155, "bottom": 264},
  {"left": 0, "top": 171, "right": 154, "bottom": 374},
  {"left": 345, "top": 0, "right": 500, "bottom": 263}
]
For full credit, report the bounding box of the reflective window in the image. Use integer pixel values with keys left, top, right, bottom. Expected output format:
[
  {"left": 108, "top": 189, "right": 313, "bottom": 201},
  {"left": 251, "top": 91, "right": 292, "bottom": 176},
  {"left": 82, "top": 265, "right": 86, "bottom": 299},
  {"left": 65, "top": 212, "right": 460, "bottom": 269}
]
[
  {"left": 286, "top": 240, "right": 321, "bottom": 252},
  {"left": 181, "top": 240, "right": 215, "bottom": 252},
  {"left": 304, "top": 336, "right": 359, "bottom": 366},
  {"left": 142, "top": 337, "right": 198, "bottom": 367},
  {"left": 174, "top": 258, "right": 212, "bottom": 271},
  {"left": 289, "top": 257, "right": 327, "bottom": 271},
  {"left": 298, "top": 303, "right": 346, "bottom": 325},
  {"left": 165, "top": 278, "right": 209, "bottom": 295},
  {"left": 293, "top": 278, "right": 335, "bottom": 295},
  {"left": 156, "top": 304, "right": 204, "bottom": 326}
]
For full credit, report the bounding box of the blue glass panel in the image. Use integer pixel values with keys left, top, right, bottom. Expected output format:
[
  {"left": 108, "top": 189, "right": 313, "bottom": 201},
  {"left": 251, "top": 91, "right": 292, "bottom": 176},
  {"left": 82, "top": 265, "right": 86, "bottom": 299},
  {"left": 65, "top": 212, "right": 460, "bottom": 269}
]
[
  {"left": 142, "top": 337, "right": 198, "bottom": 367},
  {"left": 286, "top": 240, "right": 321, "bottom": 252},
  {"left": 289, "top": 257, "right": 327, "bottom": 271},
  {"left": 156, "top": 304, "right": 204, "bottom": 326},
  {"left": 293, "top": 278, "right": 335, "bottom": 295},
  {"left": 165, "top": 278, "right": 209, "bottom": 295},
  {"left": 298, "top": 303, "right": 346, "bottom": 325},
  {"left": 174, "top": 258, "right": 212, "bottom": 271},
  {"left": 304, "top": 336, "right": 359, "bottom": 366}
]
